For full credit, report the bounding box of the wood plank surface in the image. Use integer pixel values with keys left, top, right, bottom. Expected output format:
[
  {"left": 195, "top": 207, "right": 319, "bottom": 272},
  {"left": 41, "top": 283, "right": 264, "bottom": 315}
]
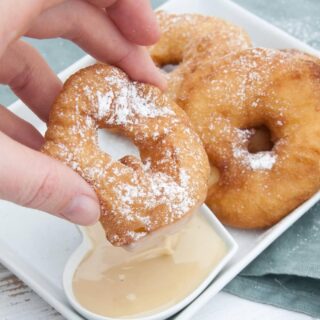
[{"left": 0, "top": 264, "right": 64, "bottom": 320}]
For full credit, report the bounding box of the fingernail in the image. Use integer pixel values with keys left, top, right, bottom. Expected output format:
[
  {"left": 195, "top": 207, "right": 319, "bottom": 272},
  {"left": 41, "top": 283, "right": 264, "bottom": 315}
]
[{"left": 62, "top": 195, "right": 100, "bottom": 225}]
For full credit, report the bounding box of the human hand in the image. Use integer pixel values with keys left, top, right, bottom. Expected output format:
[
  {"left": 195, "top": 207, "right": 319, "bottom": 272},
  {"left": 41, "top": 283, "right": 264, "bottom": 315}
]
[{"left": 0, "top": 0, "right": 165, "bottom": 225}]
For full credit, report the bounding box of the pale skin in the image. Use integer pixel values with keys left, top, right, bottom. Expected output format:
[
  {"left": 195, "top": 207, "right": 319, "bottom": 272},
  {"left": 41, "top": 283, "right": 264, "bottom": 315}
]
[{"left": 0, "top": 0, "right": 166, "bottom": 225}]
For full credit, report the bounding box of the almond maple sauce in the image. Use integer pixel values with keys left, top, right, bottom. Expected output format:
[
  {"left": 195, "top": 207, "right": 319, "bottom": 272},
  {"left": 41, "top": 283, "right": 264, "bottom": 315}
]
[{"left": 72, "top": 212, "right": 227, "bottom": 318}]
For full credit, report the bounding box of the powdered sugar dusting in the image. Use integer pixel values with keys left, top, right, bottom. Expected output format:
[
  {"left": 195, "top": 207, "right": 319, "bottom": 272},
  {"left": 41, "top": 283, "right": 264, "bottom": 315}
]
[
  {"left": 150, "top": 11, "right": 252, "bottom": 104},
  {"left": 154, "top": 11, "right": 251, "bottom": 55},
  {"left": 43, "top": 64, "right": 208, "bottom": 246},
  {"left": 248, "top": 152, "right": 277, "bottom": 170},
  {"left": 233, "top": 146, "right": 277, "bottom": 170},
  {"left": 97, "top": 91, "right": 114, "bottom": 119},
  {"left": 85, "top": 69, "right": 174, "bottom": 127},
  {"left": 182, "top": 49, "right": 295, "bottom": 174},
  {"left": 232, "top": 128, "right": 277, "bottom": 171}
]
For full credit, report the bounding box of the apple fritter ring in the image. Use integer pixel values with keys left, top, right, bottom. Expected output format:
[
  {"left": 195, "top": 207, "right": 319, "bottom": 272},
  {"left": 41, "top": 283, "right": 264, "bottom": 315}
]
[
  {"left": 42, "top": 64, "right": 209, "bottom": 246},
  {"left": 180, "top": 48, "right": 320, "bottom": 228},
  {"left": 149, "top": 11, "right": 252, "bottom": 103}
]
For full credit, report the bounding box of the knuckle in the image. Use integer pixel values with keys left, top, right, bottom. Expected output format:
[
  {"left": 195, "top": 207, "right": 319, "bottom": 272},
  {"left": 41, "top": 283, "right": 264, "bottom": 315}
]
[
  {"left": 114, "top": 48, "right": 133, "bottom": 66},
  {"left": 61, "top": 1, "right": 90, "bottom": 41},
  {"left": 22, "top": 169, "right": 59, "bottom": 209},
  {"left": 8, "top": 62, "right": 34, "bottom": 93}
]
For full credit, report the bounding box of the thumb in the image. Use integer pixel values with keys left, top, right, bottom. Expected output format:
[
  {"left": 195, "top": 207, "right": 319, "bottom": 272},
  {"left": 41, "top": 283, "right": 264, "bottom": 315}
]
[{"left": 0, "top": 132, "right": 100, "bottom": 225}]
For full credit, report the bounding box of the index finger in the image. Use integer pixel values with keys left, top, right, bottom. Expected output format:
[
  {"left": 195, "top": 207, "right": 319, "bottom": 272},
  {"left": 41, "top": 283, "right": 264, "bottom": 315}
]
[{"left": 93, "top": 0, "right": 161, "bottom": 45}]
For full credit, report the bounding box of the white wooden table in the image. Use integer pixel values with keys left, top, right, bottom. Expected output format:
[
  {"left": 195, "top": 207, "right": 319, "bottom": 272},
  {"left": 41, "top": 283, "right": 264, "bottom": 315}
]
[{"left": 0, "top": 264, "right": 63, "bottom": 319}]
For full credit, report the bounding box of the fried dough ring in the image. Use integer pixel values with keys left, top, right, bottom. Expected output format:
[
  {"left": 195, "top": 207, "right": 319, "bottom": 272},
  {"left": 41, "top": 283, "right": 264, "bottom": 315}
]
[
  {"left": 43, "top": 64, "right": 209, "bottom": 246},
  {"left": 149, "top": 11, "right": 252, "bottom": 103},
  {"left": 180, "top": 48, "right": 320, "bottom": 228}
]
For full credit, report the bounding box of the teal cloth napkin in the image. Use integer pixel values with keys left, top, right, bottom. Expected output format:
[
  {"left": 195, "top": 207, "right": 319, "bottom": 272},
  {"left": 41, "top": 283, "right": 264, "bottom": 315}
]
[{"left": 224, "top": 202, "right": 320, "bottom": 317}]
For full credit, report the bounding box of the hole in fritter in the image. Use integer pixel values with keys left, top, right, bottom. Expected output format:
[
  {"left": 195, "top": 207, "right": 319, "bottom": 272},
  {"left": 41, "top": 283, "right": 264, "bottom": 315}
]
[
  {"left": 98, "top": 129, "right": 140, "bottom": 161},
  {"left": 161, "top": 63, "right": 179, "bottom": 73},
  {"left": 247, "top": 125, "right": 274, "bottom": 153}
]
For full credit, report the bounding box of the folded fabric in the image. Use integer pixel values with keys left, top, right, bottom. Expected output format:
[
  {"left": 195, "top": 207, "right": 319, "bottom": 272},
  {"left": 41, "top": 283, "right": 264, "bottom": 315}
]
[{"left": 224, "top": 202, "right": 320, "bottom": 317}]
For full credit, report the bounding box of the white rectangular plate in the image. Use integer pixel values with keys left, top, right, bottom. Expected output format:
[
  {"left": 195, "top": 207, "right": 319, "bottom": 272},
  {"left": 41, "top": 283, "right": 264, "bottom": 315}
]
[{"left": 1, "top": 0, "right": 319, "bottom": 319}]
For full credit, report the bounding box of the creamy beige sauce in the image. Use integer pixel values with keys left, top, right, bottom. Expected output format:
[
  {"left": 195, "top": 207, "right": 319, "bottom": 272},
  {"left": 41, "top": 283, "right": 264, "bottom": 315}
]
[{"left": 73, "top": 212, "right": 227, "bottom": 318}]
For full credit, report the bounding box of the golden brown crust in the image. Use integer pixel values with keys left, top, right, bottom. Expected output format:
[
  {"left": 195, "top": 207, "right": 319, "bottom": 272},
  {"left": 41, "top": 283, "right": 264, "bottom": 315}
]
[
  {"left": 149, "top": 11, "right": 252, "bottom": 103},
  {"left": 43, "top": 64, "right": 209, "bottom": 246},
  {"left": 180, "top": 48, "right": 320, "bottom": 228}
]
